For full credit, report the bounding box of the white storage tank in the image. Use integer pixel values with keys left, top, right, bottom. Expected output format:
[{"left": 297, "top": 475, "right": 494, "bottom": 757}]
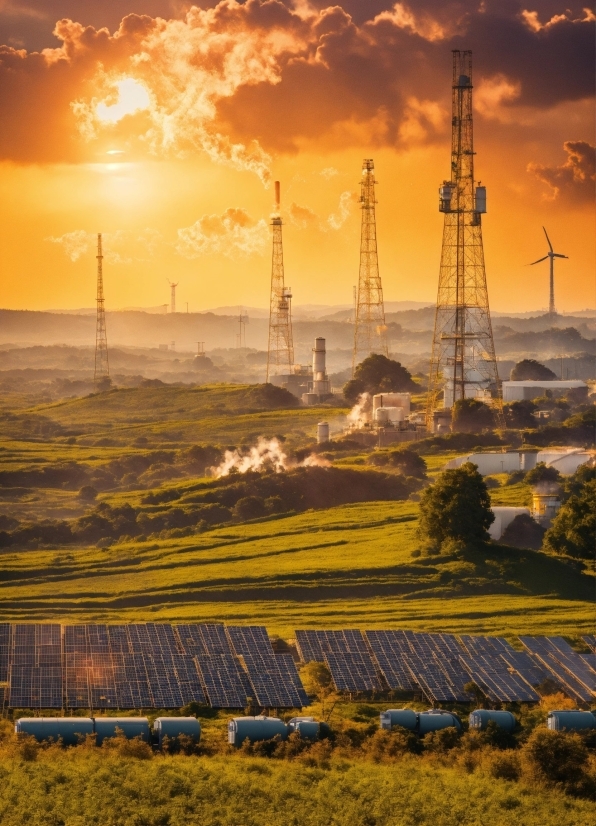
[
  {"left": 317, "top": 422, "right": 330, "bottom": 444},
  {"left": 372, "top": 393, "right": 411, "bottom": 417}
]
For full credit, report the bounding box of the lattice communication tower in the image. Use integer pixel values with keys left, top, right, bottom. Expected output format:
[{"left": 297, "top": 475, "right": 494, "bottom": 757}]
[
  {"left": 352, "top": 159, "right": 388, "bottom": 373},
  {"left": 167, "top": 280, "right": 178, "bottom": 314},
  {"left": 94, "top": 233, "right": 110, "bottom": 385},
  {"left": 266, "top": 181, "right": 294, "bottom": 382},
  {"left": 426, "top": 51, "right": 502, "bottom": 428}
]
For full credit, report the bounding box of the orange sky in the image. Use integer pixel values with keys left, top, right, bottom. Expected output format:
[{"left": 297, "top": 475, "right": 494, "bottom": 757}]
[{"left": 0, "top": 1, "right": 593, "bottom": 313}]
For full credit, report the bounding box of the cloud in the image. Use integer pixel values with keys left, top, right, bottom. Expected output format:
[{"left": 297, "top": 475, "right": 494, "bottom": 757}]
[
  {"left": 46, "top": 227, "right": 162, "bottom": 262},
  {"left": 289, "top": 201, "right": 319, "bottom": 229},
  {"left": 0, "top": 2, "right": 593, "bottom": 169},
  {"left": 528, "top": 140, "right": 596, "bottom": 202},
  {"left": 320, "top": 166, "right": 339, "bottom": 179},
  {"left": 474, "top": 74, "right": 521, "bottom": 121},
  {"left": 176, "top": 207, "right": 269, "bottom": 258},
  {"left": 327, "top": 190, "right": 354, "bottom": 230}
]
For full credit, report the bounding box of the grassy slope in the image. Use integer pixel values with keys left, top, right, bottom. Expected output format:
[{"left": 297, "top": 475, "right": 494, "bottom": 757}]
[{"left": 0, "top": 500, "right": 591, "bottom": 639}]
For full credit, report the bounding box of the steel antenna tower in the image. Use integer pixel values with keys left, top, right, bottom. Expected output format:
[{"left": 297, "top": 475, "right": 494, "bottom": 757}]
[
  {"left": 426, "top": 51, "right": 503, "bottom": 429},
  {"left": 94, "top": 233, "right": 110, "bottom": 385},
  {"left": 167, "top": 279, "right": 178, "bottom": 314},
  {"left": 529, "top": 226, "right": 567, "bottom": 317},
  {"left": 352, "top": 158, "right": 388, "bottom": 373},
  {"left": 266, "top": 181, "right": 294, "bottom": 382}
]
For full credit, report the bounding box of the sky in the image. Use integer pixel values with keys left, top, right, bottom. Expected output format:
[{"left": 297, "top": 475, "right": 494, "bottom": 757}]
[{"left": 0, "top": 0, "right": 593, "bottom": 313}]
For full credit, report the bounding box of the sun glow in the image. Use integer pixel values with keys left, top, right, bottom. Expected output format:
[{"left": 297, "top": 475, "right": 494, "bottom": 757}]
[{"left": 95, "top": 78, "right": 151, "bottom": 124}]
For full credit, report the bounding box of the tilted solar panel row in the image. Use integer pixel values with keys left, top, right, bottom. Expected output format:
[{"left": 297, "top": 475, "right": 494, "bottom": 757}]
[{"left": 581, "top": 635, "right": 596, "bottom": 653}]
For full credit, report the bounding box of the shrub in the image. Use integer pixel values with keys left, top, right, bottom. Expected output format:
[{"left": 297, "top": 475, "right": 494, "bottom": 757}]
[
  {"left": 233, "top": 495, "right": 266, "bottom": 521},
  {"left": 489, "top": 753, "right": 522, "bottom": 781},
  {"left": 422, "top": 726, "right": 460, "bottom": 753},
  {"left": 525, "top": 462, "right": 561, "bottom": 486},
  {"left": 543, "top": 479, "right": 596, "bottom": 560},
  {"left": 511, "top": 359, "right": 557, "bottom": 381},
  {"left": 522, "top": 729, "right": 588, "bottom": 785},
  {"left": 452, "top": 398, "right": 495, "bottom": 433},
  {"left": 362, "top": 728, "right": 422, "bottom": 761},
  {"left": 501, "top": 513, "right": 545, "bottom": 550}
]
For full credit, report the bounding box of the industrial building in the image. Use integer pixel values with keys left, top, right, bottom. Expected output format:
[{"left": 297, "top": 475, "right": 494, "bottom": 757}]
[
  {"left": 444, "top": 448, "right": 592, "bottom": 476},
  {"left": 502, "top": 380, "right": 587, "bottom": 402}
]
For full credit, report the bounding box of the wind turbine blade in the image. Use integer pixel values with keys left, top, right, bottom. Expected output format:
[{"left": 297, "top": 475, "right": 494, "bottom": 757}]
[
  {"left": 529, "top": 256, "right": 549, "bottom": 265},
  {"left": 543, "top": 226, "right": 553, "bottom": 252},
  {"left": 553, "top": 253, "right": 568, "bottom": 259}
]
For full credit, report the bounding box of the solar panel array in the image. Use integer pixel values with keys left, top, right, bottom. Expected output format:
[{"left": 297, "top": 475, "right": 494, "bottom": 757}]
[
  {"left": 4, "top": 623, "right": 306, "bottom": 711},
  {"left": 295, "top": 630, "right": 596, "bottom": 704}
]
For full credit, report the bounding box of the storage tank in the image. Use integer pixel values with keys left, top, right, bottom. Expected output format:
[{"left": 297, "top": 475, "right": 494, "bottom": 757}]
[
  {"left": 317, "top": 422, "right": 330, "bottom": 444},
  {"left": 547, "top": 711, "right": 596, "bottom": 732},
  {"left": 418, "top": 710, "right": 462, "bottom": 735},
  {"left": 469, "top": 710, "right": 516, "bottom": 732},
  {"left": 94, "top": 717, "right": 150, "bottom": 745},
  {"left": 153, "top": 717, "right": 201, "bottom": 749},
  {"left": 379, "top": 709, "right": 417, "bottom": 732},
  {"left": 228, "top": 716, "right": 288, "bottom": 748},
  {"left": 372, "top": 393, "right": 411, "bottom": 417},
  {"left": 15, "top": 717, "right": 94, "bottom": 746},
  {"left": 287, "top": 716, "right": 320, "bottom": 741},
  {"left": 374, "top": 407, "right": 390, "bottom": 425}
]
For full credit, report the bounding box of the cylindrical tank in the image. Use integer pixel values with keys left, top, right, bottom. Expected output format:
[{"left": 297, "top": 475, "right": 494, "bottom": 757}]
[
  {"left": 317, "top": 422, "right": 330, "bottom": 444},
  {"left": 475, "top": 186, "right": 486, "bottom": 213},
  {"left": 287, "top": 716, "right": 320, "bottom": 741},
  {"left": 94, "top": 717, "right": 150, "bottom": 745},
  {"left": 228, "top": 716, "right": 288, "bottom": 748},
  {"left": 379, "top": 709, "right": 418, "bottom": 732},
  {"left": 153, "top": 717, "right": 201, "bottom": 749},
  {"left": 313, "top": 338, "right": 326, "bottom": 376},
  {"left": 302, "top": 392, "right": 318, "bottom": 406},
  {"left": 382, "top": 406, "right": 404, "bottom": 424},
  {"left": 547, "top": 711, "right": 596, "bottom": 732},
  {"left": 418, "top": 710, "right": 462, "bottom": 735},
  {"left": 15, "top": 718, "right": 94, "bottom": 746},
  {"left": 374, "top": 407, "right": 390, "bottom": 425},
  {"left": 469, "top": 710, "right": 516, "bottom": 732},
  {"left": 372, "top": 393, "right": 411, "bottom": 417}
]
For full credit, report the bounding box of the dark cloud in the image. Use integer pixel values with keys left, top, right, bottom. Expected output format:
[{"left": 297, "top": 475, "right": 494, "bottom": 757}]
[
  {"left": 0, "top": 1, "right": 592, "bottom": 167},
  {"left": 528, "top": 141, "right": 596, "bottom": 202}
]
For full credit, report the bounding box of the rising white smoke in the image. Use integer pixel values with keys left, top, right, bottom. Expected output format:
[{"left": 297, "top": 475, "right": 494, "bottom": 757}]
[
  {"left": 211, "top": 437, "right": 330, "bottom": 478},
  {"left": 347, "top": 392, "right": 372, "bottom": 426}
]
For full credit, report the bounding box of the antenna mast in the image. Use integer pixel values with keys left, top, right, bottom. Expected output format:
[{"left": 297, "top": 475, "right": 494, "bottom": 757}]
[
  {"left": 167, "top": 280, "right": 178, "bottom": 314},
  {"left": 426, "top": 51, "right": 503, "bottom": 429},
  {"left": 94, "top": 233, "right": 110, "bottom": 386},
  {"left": 266, "top": 181, "right": 294, "bottom": 382},
  {"left": 352, "top": 158, "right": 388, "bottom": 373}
]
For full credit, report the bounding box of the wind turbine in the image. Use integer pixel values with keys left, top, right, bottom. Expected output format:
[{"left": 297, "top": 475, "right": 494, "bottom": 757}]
[{"left": 529, "top": 227, "right": 568, "bottom": 316}]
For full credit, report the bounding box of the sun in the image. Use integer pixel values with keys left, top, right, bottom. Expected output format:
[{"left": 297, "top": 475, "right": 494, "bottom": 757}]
[{"left": 95, "top": 78, "right": 151, "bottom": 124}]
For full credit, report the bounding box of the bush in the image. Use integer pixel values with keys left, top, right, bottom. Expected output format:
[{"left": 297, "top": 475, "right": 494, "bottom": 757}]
[
  {"left": 543, "top": 479, "right": 596, "bottom": 560},
  {"left": 489, "top": 752, "right": 522, "bottom": 781},
  {"left": 501, "top": 513, "right": 545, "bottom": 550},
  {"left": 525, "top": 462, "right": 561, "bottom": 486},
  {"left": 362, "top": 728, "right": 422, "bottom": 761},
  {"left": 422, "top": 726, "right": 460, "bottom": 753},
  {"left": 510, "top": 359, "right": 557, "bottom": 381},
  {"left": 233, "top": 496, "right": 266, "bottom": 521},
  {"left": 522, "top": 729, "right": 588, "bottom": 786},
  {"left": 452, "top": 398, "right": 495, "bottom": 433},
  {"left": 418, "top": 463, "right": 494, "bottom": 550}
]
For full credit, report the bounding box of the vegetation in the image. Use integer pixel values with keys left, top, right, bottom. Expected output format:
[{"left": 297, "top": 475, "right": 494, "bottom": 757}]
[
  {"left": 543, "top": 479, "right": 596, "bottom": 560},
  {"left": 501, "top": 513, "right": 545, "bottom": 551},
  {"left": 451, "top": 398, "right": 495, "bottom": 432},
  {"left": 343, "top": 354, "right": 417, "bottom": 402},
  {"left": 418, "top": 463, "right": 494, "bottom": 551},
  {"left": 525, "top": 462, "right": 561, "bottom": 486},
  {"left": 511, "top": 359, "right": 557, "bottom": 381}
]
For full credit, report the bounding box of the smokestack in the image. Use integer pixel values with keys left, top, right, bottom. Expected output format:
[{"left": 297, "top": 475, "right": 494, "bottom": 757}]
[
  {"left": 313, "top": 337, "right": 326, "bottom": 379},
  {"left": 275, "top": 180, "right": 280, "bottom": 211}
]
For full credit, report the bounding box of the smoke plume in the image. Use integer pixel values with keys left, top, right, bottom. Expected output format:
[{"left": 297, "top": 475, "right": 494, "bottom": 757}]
[
  {"left": 211, "top": 437, "right": 330, "bottom": 477},
  {"left": 347, "top": 392, "right": 372, "bottom": 425}
]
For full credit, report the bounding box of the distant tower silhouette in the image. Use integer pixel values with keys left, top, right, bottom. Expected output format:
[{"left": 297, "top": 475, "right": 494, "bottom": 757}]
[
  {"left": 236, "top": 308, "right": 249, "bottom": 348},
  {"left": 352, "top": 159, "right": 388, "bottom": 373},
  {"left": 426, "top": 51, "right": 502, "bottom": 429},
  {"left": 94, "top": 233, "right": 109, "bottom": 386},
  {"left": 167, "top": 279, "right": 178, "bottom": 313},
  {"left": 266, "top": 181, "right": 294, "bottom": 382},
  {"left": 529, "top": 227, "right": 568, "bottom": 317}
]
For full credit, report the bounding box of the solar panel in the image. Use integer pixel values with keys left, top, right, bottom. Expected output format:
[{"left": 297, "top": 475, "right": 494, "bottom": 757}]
[
  {"left": 500, "top": 650, "right": 554, "bottom": 688},
  {"left": 460, "top": 654, "right": 539, "bottom": 702},
  {"left": 547, "top": 651, "right": 596, "bottom": 695},
  {"left": 227, "top": 626, "right": 275, "bottom": 657},
  {"left": 195, "top": 654, "right": 252, "bottom": 708},
  {"left": 365, "top": 631, "right": 416, "bottom": 691},
  {"left": 240, "top": 653, "right": 306, "bottom": 708},
  {"left": 295, "top": 630, "right": 324, "bottom": 663},
  {"left": 581, "top": 635, "right": 596, "bottom": 653},
  {"left": 9, "top": 624, "right": 62, "bottom": 709},
  {"left": 323, "top": 651, "right": 382, "bottom": 692}
]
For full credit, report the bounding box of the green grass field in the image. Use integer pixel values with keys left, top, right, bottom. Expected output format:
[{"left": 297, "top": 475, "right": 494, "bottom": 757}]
[{"left": 0, "top": 500, "right": 591, "bottom": 639}]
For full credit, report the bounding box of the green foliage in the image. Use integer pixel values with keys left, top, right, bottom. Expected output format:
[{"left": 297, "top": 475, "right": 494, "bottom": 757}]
[
  {"left": 525, "top": 462, "right": 561, "bottom": 486},
  {"left": 345, "top": 354, "right": 416, "bottom": 400},
  {"left": 233, "top": 495, "right": 266, "bottom": 521},
  {"left": 504, "top": 400, "right": 537, "bottom": 429},
  {"left": 510, "top": 359, "right": 557, "bottom": 381},
  {"left": 452, "top": 398, "right": 495, "bottom": 433},
  {"left": 367, "top": 449, "right": 427, "bottom": 478},
  {"left": 501, "top": 513, "right": 545, "bottom": 550},
  {"left": 543, "top": 479, "right": 596, "bottom": 560},
  {"left": 521, "top": 729, "right": 590, "bottom": 790},
  {"left": 422, "top": 726, "right": 461, "bottom": 753},
  {"left": 418, "top": 463, "right": 494, "bottom": 550},
  {"left": 489, "top": 752, "right": 522, "bottom": 781}
]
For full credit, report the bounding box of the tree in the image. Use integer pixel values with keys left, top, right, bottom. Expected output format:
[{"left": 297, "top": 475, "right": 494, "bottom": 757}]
[
  {"left": 504, "top": 400, "right": 537, "bottom": 429},
  {"left": 500, "top": 513, "right": 545, "bottom": 550},
  {"left": 387, "top": 449, "right": 427, "bottom": 478},
  {"left": 418, "top": 462, "right": 494, "bottom": 550},
  {"left": 510, "top": 359, "right": 557, "bottom": 381},
  {"left": 343, "top": 378, "right": 366, "bottom": 404},
  {"left": 525, "top": 462, "right": 561, "bottom": 486},
  {"left": 543, "top": 479, "right": 595, "bottom": 559},
  {"left": 349, "top": 353, "right": 417, "bottom": 396},
  {"left": 451, "top": 398, "right": 495, "bottom": 433},
  {"left": 233, "top": 495, "right": 266, "bottom": 521}
]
